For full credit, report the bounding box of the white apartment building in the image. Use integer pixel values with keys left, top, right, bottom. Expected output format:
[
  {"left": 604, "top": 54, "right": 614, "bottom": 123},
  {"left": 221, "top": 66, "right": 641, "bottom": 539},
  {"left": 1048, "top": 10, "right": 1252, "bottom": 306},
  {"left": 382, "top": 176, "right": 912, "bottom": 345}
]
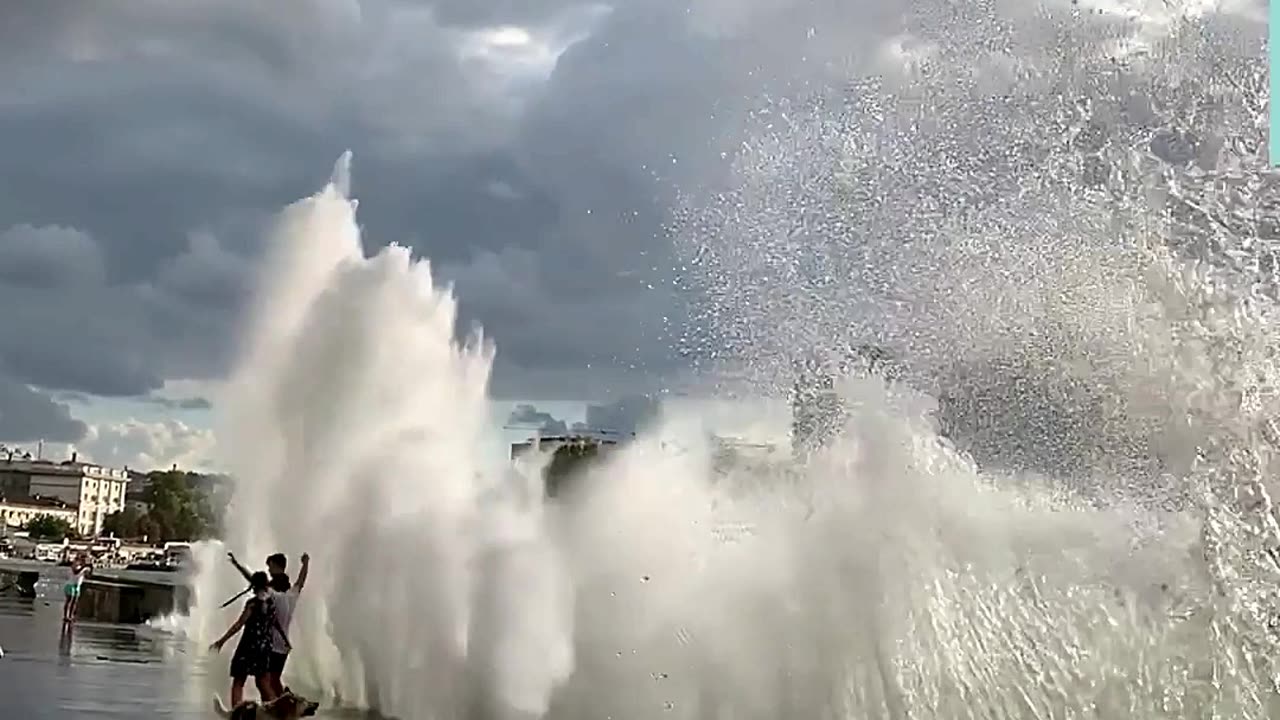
[
  {"left": 0, "top": 456, "right": 130, "bottom": 537},
  {"left": 0, "top": 497, "right": 78, "bottom": 530}
]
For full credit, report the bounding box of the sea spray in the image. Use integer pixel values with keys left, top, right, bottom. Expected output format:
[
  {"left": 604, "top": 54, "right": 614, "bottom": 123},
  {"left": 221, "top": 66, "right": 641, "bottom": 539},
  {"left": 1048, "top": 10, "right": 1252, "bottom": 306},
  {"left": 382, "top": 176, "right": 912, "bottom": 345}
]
[
  {"left": 185, "top": 152, "right": 1276, "bottom": 717},
  {"left": 536, "top": 377, "right": 1214, "bottom": 720},
  {"left": 469, "top": 463, "right": 575, "bottom": 718},
  {"left": 192, "top": 155, "right": 572, "bottom": 718},
  {"left": 175, "top": 3, "right": 1280, "bottom": 719}
]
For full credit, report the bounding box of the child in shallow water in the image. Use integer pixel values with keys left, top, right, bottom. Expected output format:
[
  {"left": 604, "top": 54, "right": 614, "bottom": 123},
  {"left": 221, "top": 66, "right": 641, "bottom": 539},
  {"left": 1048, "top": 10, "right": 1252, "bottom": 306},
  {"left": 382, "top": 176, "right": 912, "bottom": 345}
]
[
  {"left": 210, "top": 571, "right": 277, "bottom": 708},
  {"left": 62, "top": 555, "right": 90, "bottom": 624}
]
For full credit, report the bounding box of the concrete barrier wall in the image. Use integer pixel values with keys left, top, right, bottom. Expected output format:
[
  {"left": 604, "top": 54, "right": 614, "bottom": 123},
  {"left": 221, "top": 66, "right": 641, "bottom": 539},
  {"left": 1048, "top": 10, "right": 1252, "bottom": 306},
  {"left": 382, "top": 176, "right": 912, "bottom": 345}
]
[
  {"left": 77, "top": 579, "right": 190, "bottom": 624},
  {"left": 0, "top": 569, "right": 38, "bottom": 597}
]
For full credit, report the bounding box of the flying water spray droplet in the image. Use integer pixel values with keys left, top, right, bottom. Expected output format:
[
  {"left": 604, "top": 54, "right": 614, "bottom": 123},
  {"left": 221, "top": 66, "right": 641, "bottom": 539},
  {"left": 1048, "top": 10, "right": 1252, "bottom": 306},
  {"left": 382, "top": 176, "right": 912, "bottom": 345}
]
[{"left": 330, "top": 150, "right": 353, "bottom": 199}]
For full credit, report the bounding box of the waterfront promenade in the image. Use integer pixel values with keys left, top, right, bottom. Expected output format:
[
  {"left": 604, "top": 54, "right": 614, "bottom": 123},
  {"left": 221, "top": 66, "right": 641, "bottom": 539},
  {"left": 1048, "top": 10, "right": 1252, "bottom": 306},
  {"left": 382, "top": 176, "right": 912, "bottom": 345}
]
[
  {"left": 0, "top": 557, "right": 189, "bottom": 587},
  {"left": 0, "top": 586, "right": 212, "bottom": 718},
  {"left": 0, "top": 588, "right": 376, "bottom": 719},
  {"left": 1, "top": 557, "right": 192, "bottom": 624},
  {"left": 1, "top": 560, "right": 370, "bottom": 718}
]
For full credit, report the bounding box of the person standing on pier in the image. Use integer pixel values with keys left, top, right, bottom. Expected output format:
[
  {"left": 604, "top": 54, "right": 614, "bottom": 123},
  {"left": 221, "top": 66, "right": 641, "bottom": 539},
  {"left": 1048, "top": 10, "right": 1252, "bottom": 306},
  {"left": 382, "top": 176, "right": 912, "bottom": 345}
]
[
  {"left": 209, "top": 571, "right": 278, "bottom": 708},
  {"left": 226, "top": 550, "right": 311, "bottom": 695},
  {"left": 62, "top": 555, "right": 91, "bottom": 624},
  {"left": 266, "top": 552, "right": 309, "bottom": 697}
]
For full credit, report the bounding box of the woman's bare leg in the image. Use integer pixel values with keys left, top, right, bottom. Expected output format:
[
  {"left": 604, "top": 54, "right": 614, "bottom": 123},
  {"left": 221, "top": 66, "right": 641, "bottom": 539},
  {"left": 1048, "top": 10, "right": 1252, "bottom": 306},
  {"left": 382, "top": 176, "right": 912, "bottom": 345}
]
[
  {"left": 269, "top": 671, "right": 285, "bottom": 697},
  {"left": 230, "top": 677, "right": 247, "bottom": 707},
  {"left": 255, "top": 674, "right": 277, "bottom": 702}
]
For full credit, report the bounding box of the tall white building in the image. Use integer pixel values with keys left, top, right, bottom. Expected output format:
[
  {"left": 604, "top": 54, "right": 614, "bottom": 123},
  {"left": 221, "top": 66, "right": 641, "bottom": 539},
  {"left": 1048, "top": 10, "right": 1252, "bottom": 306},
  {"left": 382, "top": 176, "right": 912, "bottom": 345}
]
[{"left": 0, "top": 456, "right": 130, "bottom": 537}]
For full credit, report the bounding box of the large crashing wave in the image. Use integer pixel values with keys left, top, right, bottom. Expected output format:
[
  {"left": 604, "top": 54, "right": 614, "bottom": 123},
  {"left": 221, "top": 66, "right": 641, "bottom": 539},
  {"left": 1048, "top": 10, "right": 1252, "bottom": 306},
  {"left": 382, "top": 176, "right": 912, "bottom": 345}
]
[
  {"left": 188, "top": 153, "right": 576, "bottom": 717},
  {"left": 668, "top": 1, "right": 1280, "bottom": 717},
  {"left": 676, "top": 1, "right": 1277, "bottom": 482},
  {"left": 180, "top": 3, "right": 1280, "bottom": 720}
]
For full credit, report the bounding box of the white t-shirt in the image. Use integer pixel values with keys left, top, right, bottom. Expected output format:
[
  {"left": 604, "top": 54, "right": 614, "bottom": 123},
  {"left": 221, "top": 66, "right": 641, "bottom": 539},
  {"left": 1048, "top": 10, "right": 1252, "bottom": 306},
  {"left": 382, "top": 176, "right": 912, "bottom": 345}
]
[
  {"left": 66, "top": 566, "right": 88, "bottom": 591},
  {"left": 270, "top": 588, "right": 299, "bottom": 654}
]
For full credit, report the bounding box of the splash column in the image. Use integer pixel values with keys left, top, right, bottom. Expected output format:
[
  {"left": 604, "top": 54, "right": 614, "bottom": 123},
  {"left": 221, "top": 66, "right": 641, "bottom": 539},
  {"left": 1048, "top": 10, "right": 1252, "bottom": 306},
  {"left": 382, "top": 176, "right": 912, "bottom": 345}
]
[{"left": 1272, "top": 0, "right": 1279, "bottom": 165}]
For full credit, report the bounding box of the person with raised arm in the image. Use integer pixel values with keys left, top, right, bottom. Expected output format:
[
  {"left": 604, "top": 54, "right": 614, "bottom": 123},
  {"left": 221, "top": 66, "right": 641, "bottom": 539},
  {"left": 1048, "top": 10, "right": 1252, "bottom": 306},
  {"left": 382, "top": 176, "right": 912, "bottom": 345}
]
[
  {"left": 266, "top": 552, "right": 309, "bottom": 696},
  {"left": 209, "top": 571, "right": 277, "bottom": 708},
  {"left": 62, "top": 554, "right": 91, "bottom": 624},
  {"left": 228, "top": 551, "right": 290, "bottom": 590}
]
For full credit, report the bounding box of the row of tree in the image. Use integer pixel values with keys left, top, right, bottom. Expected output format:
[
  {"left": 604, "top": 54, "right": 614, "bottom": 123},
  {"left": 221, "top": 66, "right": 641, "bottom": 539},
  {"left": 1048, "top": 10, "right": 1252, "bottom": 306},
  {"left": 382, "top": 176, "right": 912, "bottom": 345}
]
[
  {"left": 21, "top": 516, "right": 76, "bottom": 542},
  {"left": 103, "top": 470, "right": 223, "bottom": 542},
  {"left": 21, "top": 470, "right": 225, "bottom": 543}
]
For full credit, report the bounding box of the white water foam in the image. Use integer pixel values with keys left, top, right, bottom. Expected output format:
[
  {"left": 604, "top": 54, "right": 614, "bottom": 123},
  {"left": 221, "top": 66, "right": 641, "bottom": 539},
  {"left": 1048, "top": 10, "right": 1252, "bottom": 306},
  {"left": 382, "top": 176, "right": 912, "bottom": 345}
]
[
  {"left": 183, "top": 154, "right": 577, "bottom": 718},
  {"left": 179, "top": 4, "right": 1280, "bottom": 719},
  {"left": 181, "top": 153, "right": 1276, "bottom": 719}
]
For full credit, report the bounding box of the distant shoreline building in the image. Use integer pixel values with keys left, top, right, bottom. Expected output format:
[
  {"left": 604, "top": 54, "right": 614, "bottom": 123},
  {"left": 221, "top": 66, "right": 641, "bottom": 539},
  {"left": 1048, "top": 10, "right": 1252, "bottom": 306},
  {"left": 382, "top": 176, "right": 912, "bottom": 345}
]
[
  {"left": 510, "top": 432, "right": 624, "bottom": 498},
  {"left": 0, "top": 453, "right": 130, "bottom": 537},
  {"left": 0, "top": 495, "right": 78, "bottom": 532}
]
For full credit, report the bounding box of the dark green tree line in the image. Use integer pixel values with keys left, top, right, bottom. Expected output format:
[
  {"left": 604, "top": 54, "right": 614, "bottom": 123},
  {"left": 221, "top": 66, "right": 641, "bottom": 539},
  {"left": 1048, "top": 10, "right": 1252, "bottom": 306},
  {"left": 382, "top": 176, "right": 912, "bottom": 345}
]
[{"left": 102, "top": 470, "right": 223, "bottom": 542}]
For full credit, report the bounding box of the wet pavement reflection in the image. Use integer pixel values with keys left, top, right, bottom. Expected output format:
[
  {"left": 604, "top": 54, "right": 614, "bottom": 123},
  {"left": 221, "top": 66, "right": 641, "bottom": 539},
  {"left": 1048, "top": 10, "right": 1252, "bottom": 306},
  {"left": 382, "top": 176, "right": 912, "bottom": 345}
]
[
  {"left": 0, "top": 583, "right": 213, "bottom": 719},
  {"left": 2, "top": 578, "right": 387, "bottom": 719}
]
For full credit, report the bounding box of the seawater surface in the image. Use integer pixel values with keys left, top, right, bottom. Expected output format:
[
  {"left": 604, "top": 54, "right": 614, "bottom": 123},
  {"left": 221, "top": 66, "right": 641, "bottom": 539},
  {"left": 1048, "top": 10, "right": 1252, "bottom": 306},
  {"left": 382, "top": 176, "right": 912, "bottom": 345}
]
[
  {"left": 0, "top": 589, "right": 209, "bottom": 719},
  {"left": 0, "top": 585, "right": 381, "bottom": 719}
]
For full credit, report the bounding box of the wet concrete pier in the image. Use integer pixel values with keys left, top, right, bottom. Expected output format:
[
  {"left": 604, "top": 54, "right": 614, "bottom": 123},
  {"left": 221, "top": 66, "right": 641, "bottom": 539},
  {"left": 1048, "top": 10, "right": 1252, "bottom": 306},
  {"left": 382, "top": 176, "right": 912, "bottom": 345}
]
[
  {"left": 0, "top": 567, "right": 38, "bottom": 597},
  {"left": 75, "top": 577, "right": 191, "bottom": 624},
  {"left": 0, "top": 559, "right": 189, "bottom": 624}
]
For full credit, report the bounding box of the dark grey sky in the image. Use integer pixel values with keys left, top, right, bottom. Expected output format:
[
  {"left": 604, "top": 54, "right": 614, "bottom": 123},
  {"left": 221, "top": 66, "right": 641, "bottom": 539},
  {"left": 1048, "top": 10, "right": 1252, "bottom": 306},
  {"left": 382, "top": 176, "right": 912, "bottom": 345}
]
[
  {"left": 0, "top": 0, "right": 902, "bottom": 443},
  {"left": 0, "top": 0, "right": 1266, "bottom": 447}
]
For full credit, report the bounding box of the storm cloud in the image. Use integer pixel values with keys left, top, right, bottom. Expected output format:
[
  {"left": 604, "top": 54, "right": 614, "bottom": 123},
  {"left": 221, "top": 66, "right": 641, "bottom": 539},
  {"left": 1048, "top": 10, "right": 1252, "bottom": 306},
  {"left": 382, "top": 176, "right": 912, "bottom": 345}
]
[
  {"left": 2, "top": 0, "right": 1260, "bottom": 439},
  {"left": 0, "top": 0, "right": 876, "bottom": 410}
]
